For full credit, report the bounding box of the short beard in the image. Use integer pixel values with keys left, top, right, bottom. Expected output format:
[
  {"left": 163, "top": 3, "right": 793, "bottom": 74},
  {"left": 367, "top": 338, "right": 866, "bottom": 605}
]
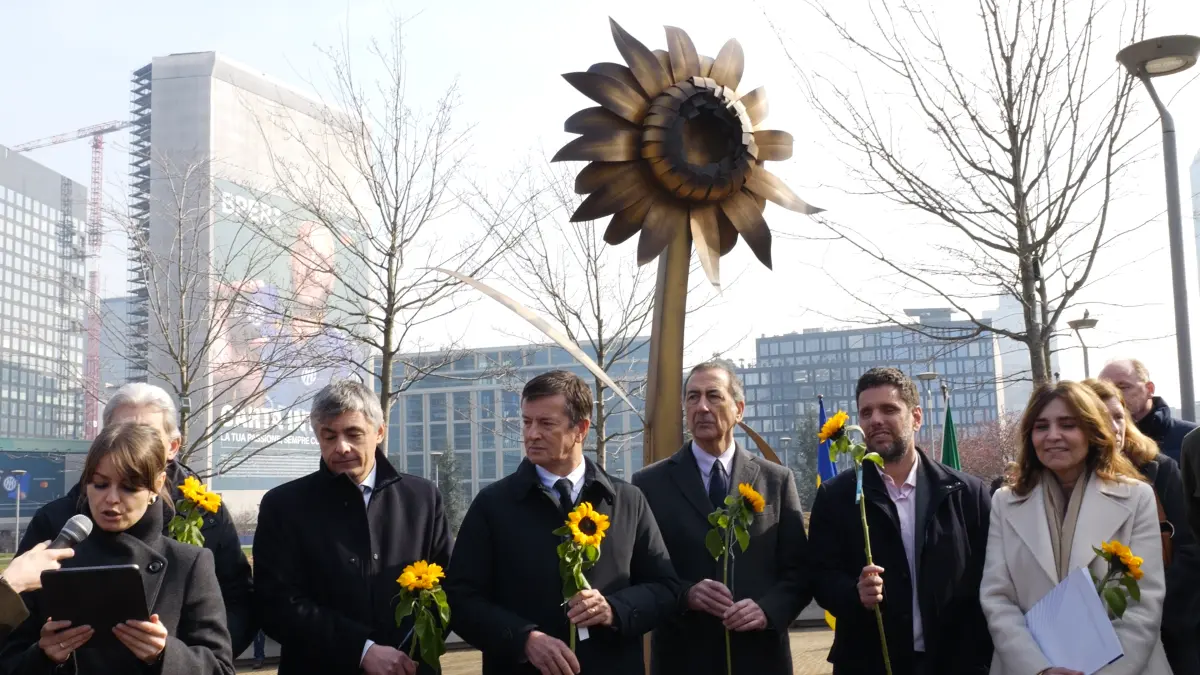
[{"left": 873, "top": 430, "right": 913, "bottom": 464}]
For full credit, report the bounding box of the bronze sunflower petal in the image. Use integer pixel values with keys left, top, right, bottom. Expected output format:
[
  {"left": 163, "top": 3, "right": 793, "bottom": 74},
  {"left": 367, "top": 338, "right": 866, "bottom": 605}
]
[
  {"left": 699, "top": 55, "right": 715, "bottom": 77},
  {"left": 605, "top": 198, "right": 653, "bottom": 245},
  {"left": 638, "top": 198, "right": 687, "bottom": 265},
  {"left": 709, "top": 39, "right": 745, "bottom": 91},
  {"left": 664, "top": 26, "right": 701, "bottom": 82},
  {"left": 716, "top": 210, "right": 739, "bottom": 255},
  {"left": 752, "top": 130, "right": 794, "bottom": 162},
  {"left": 689, "top": 204, "right": 722, "bottom": 288},
  {"left": 738, "top": 87, "right": 769, "bottom": 126},
  {"left": 564, "top": 106, "right": 638, "bottom": 135},
  {"left": 562, "top": 72, "right": 649, "bottom": 124},
  {"left": 652, "top": 49, "right": 673, "bottom": 81},
  {"left": 745, "top": 167, "right": 823, "bottom": 214},
  {"left": 552, "top": 130, "right": 640, "bottom": 162},
  {"left": 720, "top": 189, "right": 772, "bottom": 268},
  {"left": 588, "top": 62, "right": 648, "bottom": 98},
  {"left": 574, "top": 161, "right": 639, "bottom": 195},
  {"left": 609, "top": 19, "right": 672, "bottom": 98},
  {"left": 572, "top": 172, "right": 653, "bottom": 222}
]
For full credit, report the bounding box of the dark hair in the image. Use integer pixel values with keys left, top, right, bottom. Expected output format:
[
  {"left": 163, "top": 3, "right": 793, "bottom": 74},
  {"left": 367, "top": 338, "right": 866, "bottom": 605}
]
[
  {"left": 855, "top": 367, "right": 920, "bottom": 410},
  {"left": 1011, "top": 381, "right": 1143, "bottom": 496},
  {"left": 79, "top": 422, "right": 171, "bottom": 507},
  {"left": 522, "top": 370, "right": 593, "bottom": 426},
  {"left": 684, "top": 360, "right": 744, "bottom": 403}
]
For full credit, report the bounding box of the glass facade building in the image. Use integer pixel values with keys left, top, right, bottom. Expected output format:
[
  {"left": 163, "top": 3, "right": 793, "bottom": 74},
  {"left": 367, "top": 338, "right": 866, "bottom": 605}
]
[
  {"left": 0, "top": 147, "right": 87, "bottom": 440},
  {"left": 386, "top": 340, "right": 649, "bottom": 501}
]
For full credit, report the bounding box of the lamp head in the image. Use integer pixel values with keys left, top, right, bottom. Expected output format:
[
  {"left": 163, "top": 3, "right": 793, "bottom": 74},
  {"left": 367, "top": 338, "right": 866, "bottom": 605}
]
[{"left": 1117, "top": 35, "right": 1200, "bottom": 77}]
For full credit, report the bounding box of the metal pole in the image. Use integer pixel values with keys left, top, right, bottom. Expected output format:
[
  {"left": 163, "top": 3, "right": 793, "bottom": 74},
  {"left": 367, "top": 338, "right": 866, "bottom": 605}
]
[
  {"left": 1142, "top": 75, "right": 1196, "bottom": 422},
  {"left": 1074, "top": 328, "right": 1091, "bottom": 379},
  {"left": 13, "top": 485, "right": 20, "bottom": 555}
]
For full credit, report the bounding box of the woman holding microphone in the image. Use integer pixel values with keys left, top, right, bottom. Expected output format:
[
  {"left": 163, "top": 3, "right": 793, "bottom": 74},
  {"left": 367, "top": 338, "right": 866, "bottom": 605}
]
[{"left": 0, "top": 422, "right": 234, "bottom": 674}]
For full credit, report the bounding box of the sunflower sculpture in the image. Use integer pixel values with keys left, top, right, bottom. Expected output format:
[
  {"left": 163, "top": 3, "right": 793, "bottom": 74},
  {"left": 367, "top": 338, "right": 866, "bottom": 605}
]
[{"left": 553, "top": 19, "right": 821, "bottom": 288}]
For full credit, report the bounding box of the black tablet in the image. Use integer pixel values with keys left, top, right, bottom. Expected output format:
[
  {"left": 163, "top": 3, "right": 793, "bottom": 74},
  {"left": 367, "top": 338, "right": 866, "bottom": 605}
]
[{"left": 40, "top": 564, "right": 150, "bottom": 650}]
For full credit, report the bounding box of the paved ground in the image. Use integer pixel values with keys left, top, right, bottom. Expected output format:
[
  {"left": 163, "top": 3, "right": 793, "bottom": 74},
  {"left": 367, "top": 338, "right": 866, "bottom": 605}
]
[{"left": 236, "top": 627, "right": 836, "bottom": 674}]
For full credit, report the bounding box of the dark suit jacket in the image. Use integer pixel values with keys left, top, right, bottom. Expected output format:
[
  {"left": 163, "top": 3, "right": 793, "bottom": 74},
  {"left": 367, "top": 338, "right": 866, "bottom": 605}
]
[
  {"left": 808, "top": 449, "right": 992, "bottom": 675},
  {"left": 1143, "top": 455, "right": 1200, "bottom": 675},
  {"left": 445, "top": 458, "right": 681, "bottom": 675},
  {"left": 18, "top": 460, "right": 255, "bottom": 657},
  {"left": 1182, "top": 427, "right": 1200, "bottom": 544},
  {"left": 254, "top": 450, "right": 453, "bottom": 675},
  {"left": 0, "top": 500, "right": 234, "bottom": 675},
  {"left": 632, "top": 443, "right": 812, "bottom": 675}
]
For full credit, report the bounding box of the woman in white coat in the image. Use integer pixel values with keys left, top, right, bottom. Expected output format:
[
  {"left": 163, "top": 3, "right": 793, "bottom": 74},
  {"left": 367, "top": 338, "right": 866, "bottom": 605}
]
[{"left": 981, "top": 381, "right": 1168, "bottom": 675}]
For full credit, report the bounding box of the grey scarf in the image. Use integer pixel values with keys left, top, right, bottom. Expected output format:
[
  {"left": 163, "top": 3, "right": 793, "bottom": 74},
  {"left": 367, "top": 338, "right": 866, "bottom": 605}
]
[{"left": 1042, "top": 469, "right": 1088, "bottom": 582}]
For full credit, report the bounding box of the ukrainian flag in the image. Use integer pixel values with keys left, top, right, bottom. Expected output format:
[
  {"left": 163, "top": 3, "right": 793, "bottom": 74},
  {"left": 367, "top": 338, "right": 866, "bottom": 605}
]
[{"left": 817, "top": 396, "right": 838, "bottom": 630}]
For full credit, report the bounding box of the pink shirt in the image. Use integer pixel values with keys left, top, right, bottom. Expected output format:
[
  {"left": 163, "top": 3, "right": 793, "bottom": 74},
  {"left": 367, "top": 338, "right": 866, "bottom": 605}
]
[{"left": 876, "top": 457, "right": 924, "bottom": 652}]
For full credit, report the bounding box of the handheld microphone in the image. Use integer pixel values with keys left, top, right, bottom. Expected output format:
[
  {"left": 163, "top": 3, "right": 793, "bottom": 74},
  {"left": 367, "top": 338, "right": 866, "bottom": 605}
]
[{"left": 49, "top": 514, "right": 93, "bottom": 550}]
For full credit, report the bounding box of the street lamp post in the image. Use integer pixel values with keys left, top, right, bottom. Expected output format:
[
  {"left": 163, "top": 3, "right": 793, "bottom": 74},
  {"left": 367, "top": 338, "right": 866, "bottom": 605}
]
[
  {"left": 917, "top": 371, "right": 938, "bottom": 453},
  {"left": 11, "top": 469, "right": 26, "bottom": 554},
  {"left": 779, "top": 436, "right": 792, "bottom": 474},
  {"left": 1117, "top": 35, "right": 1200, "bottom": 422},
  {"left": 1068, "top": 313, "right": 1099, "bottom": 378}
]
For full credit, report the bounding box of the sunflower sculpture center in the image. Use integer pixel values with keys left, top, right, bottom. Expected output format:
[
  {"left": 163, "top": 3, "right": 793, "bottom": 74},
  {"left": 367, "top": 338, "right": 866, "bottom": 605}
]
[
  {"left": 644, "top": 78, "right": 754, "bottom": 201},
  {"left": 553, "top": 19, "right": 822, "bottom": 289}
]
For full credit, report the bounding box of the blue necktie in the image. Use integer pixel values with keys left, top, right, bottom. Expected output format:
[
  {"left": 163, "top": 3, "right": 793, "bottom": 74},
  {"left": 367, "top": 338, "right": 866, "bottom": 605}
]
[{"left": 709, "top": 461, "right": 728, "bottom": 510}]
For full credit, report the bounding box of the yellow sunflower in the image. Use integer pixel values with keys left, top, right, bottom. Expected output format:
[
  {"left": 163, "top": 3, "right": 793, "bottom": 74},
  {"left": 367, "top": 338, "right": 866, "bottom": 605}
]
[
  {"left": 567, "top": 502, "right": 611, "bottom": 548},
  {"left": 738, "top": 483, "right": 765, "bottom": 513},
  {"left": 197, "top": 490, "right": 222, "bottom": 514},
  {"left": 178, "top": 476, "right": 205, "bottom": 503},
  {"left": 553, "top": 19, "right": 821, "bottom": 289},
  {"left": 397, "top": 570, "right": 420, "bottom": 593},
  {"left": 397, "top": 560, "right": 445, "bottom": 592},
  {"left": 818, "top": 411, "right": 849, "bottom": 444}
]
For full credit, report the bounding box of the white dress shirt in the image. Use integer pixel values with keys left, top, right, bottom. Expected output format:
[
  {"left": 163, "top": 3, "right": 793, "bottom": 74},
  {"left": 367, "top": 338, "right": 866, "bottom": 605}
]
[
  {"left": 875, "top": 456, "right": 924, "bottom": 652},
  {"left": 691, "top": 440, "right": 736, "bottom": 492},
  {"left": 357, "top": 463, "right": 379, "bottom": 664},
  {"left": 535, "top": 459, "right": 588, "bottom": 504}
]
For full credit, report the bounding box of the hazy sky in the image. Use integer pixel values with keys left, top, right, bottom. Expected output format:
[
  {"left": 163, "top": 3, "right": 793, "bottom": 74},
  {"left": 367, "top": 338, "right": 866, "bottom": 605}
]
[{"left": 2, "top": 0, "right": 1198, "bottom": 405}]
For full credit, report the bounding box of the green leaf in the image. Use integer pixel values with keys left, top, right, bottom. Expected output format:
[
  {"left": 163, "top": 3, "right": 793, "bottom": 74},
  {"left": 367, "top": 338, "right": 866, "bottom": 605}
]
[
  {"left": 717, "top": 514, "right": 730, "bottom": 529},
  {"left": 563, "top": 578, "right": 579, "bottom": 599},
  {"left": 862, "top": 452, "right": 885, "bottom": 468},
  {"left": 552, "top": 526, "right": 570, "bottom": 536},
  {"left": 705, "top": 528, "right": 726, "bottom": 559},
  {"left": 734, "top": 525, "right": 750, "bottom": 553},
  {"left": 584, "top": 545, "right": 599, "bottom": 563},
  {"left": 416, "top": 610, "right": 442, "bottom": 670},
  {"left": 575, "top": 571, "right": 589, "bottom": 592},
  {"left": 557, "top": 542, "right": 570, "bottom": 558},
  {"left": 433, "top": 588, "right": 451, "bottom": 626},
  {"left": 1104, "top": 587, "right": 1127, "bottom": 618},
  {"left": 724, "top": 495, "right": 738, "bottom": 507},
  {"left": 707, "top": 512, "right": 722, "bottom": 527},
  {"left": 395, "top": 599, "right": 414, "bottom": 624},
  {"left": 1121, "top": 576, "right": 1141, "bottom": 602}
]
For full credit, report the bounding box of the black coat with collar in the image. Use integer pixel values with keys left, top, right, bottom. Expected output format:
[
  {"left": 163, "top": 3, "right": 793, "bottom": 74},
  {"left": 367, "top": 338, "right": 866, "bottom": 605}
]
[
  {"left": 808, "top": 449, "right": 992, "bottom": 675},
  {"left": 0, "top": 499, "right": 235, "bottom": 675},
  {"left": 632, "top": 443, "right": 812, "bottom": 675},
  {"left": 1140, "top": 455, "right": 1200, "bottom": 675},
  {"left": 17, "top": 460, "right": 255, "bottom": 657},
  {"left": 444, "top": 457, "right": 681, "bottom": 675},
  {"left": 1139, "top": 397, "right": 1199, "bottom": 464},
  {"left": 253, "top": 450, "right": 453, "bottom": 675}
]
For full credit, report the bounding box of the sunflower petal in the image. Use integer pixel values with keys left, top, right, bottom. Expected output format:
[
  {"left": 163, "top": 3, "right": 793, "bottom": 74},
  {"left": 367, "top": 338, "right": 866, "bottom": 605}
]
[
  {"left": 717, "top": 211, "right": 739, "bottom": 255},
  {"left": 571, "top": 172, "right": 652, "bottom": 222},
  {"left": 664, "top": 26, "right": 701, "bottom": 82},
  {"left": 610, "top": 18, "right": 672, "bottom": 98},
  {"left": 720, "top": 189, "right": 772, "bottom": 268},
  {"left": 652, "top": 49, "right": 674, "bottom": 82},
  {"left": 562, "top": 72, "right": 648, "bottom": 124},
  {"left": 574, "top": 161, "right": 640, "bottom": 195},
  {"left": 699, "top": 55, "right": 715, "bottom": 77},
  {"left": 638, "top": 198, "right": 687, "bottom": 265},
  {"left": 564, "top": 107, "right": 638, "bottom": 135},
  {"left": 588, "top": 62, "right": 647, "bottom": 98},
  {"left": 552, "top": 130, "right": 640, "bottom": 162},
  {"left": 689, "top": 204, "right": 722, "bottom": 289},
  {"left": 752, "top": 130, "right": 794, "bottom": 162},
  {"left": 738, "top": 87, "right": 769, "bottom": 127},
  {"left": 605, "top": 198, "right": 652, "bottom": 245},
  {"left": 709, "top": 39, "right": 745, "bottom": 91},
  {"left": 745, "top": 167, "right": 823, "bottom": 214}
]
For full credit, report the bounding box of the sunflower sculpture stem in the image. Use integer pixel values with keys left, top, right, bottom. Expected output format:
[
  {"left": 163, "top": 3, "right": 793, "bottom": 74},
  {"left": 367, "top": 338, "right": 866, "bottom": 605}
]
[
  {"left": 858, "top": 488, "right": 893, "bottom": 675},
  {"left": 645, "top": 227, "right": 689, "bottom": 464}
]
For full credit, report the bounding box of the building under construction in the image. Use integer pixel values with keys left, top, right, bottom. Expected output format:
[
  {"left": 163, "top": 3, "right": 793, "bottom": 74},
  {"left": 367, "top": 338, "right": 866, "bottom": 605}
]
[{"left": 0, "top": 147, "right": 87, "bottom": 440}]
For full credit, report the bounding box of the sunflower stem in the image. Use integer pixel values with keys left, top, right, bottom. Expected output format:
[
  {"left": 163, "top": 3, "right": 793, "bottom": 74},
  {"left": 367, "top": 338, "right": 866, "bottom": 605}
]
[
  {"left": 569, "top": 623, "right": 576, "bottom": 653},
  {"left": 859, "top": 479, "right": 893, "bottom": 675},
  {"left": 723, "top": 516, "right": 733, "bottom": 675}
]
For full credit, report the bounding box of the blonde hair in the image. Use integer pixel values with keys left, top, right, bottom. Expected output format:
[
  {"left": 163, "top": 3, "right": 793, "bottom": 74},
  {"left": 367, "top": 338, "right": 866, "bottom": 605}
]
[{"left": 1083, "top": 378, "right": 1159, "bottom": 466}]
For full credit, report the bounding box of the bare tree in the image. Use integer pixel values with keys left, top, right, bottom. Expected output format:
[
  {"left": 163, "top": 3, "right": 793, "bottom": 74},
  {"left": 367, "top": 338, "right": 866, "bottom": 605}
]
[
  {"left": 115, "top": 154, "right": 322, "bottom": 476},
  {"left": 250, "top": 19, "right": 530, "bottom": 422},
  {"left": 774, "top": 0, "right": 1149, "bottom": 388},
  {"left": 957, "top": 412, "right": 1023, "bottom": 480},
  {"left": 435, "top": 451, "right": 467, "bottom": 535}
]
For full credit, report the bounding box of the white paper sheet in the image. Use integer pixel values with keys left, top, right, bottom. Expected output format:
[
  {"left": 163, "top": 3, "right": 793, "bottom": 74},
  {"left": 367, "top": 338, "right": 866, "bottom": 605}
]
[{"left": 1024, "top": 567, "right": 1124, "bottom": 675}]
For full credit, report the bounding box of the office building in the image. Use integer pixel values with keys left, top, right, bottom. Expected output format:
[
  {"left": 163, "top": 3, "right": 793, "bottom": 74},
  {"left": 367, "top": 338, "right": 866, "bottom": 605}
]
[
  {"left": 0, "top": 146, "right": 87, "bottom": 440},
  {"left": 735, "top": 309, "right": 1004, "bottom": 457},
  {"left": 387, "top": 340, "right": 649, "bottom": 500}
]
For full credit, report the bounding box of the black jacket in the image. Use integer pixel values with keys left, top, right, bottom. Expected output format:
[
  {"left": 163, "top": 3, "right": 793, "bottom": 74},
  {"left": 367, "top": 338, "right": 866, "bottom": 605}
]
[
  {"left": 808, "top": 449, "right": 992, "bottom": 675},
  {"left": 444, "top": 458, "right": 681, "bottom": 675},
  {"left": 632, "top": 444, "right": 812, "bottom": 675},
  {"left": 17, "top": 460, "right": 255, "bottom": 657},
  {"left": 254, "top": 450, "right": 453, "bottom": 675},
  {"left": 0, "top": 499, "right": 234, "bottom": 675},
  {"left": 1183, "top": 428, "right": 1200, "bottom": 544},
  {"left": 1138, "top": 396, "right": 1199, "bottom": 464},
  {"left": 1142, "top": 455, "right": 1200, "bottom": 675}
]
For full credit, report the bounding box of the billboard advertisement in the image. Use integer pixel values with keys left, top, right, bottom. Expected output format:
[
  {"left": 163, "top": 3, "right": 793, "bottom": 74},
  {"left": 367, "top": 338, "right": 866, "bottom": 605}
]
[{"left": 207, "top": 180, "right": 360, "bottom": 490}]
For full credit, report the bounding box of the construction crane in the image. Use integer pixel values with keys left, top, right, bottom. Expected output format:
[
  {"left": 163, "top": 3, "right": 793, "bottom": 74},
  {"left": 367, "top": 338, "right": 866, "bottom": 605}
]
[{"left": 13, "top": 120, "right": 132, "bottom": 440}]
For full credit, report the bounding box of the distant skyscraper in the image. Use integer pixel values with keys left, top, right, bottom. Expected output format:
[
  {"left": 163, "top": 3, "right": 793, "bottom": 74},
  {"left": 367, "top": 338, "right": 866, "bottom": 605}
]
[{"left": 983, "top": 294, "right": 1056, "bottom": 414}]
